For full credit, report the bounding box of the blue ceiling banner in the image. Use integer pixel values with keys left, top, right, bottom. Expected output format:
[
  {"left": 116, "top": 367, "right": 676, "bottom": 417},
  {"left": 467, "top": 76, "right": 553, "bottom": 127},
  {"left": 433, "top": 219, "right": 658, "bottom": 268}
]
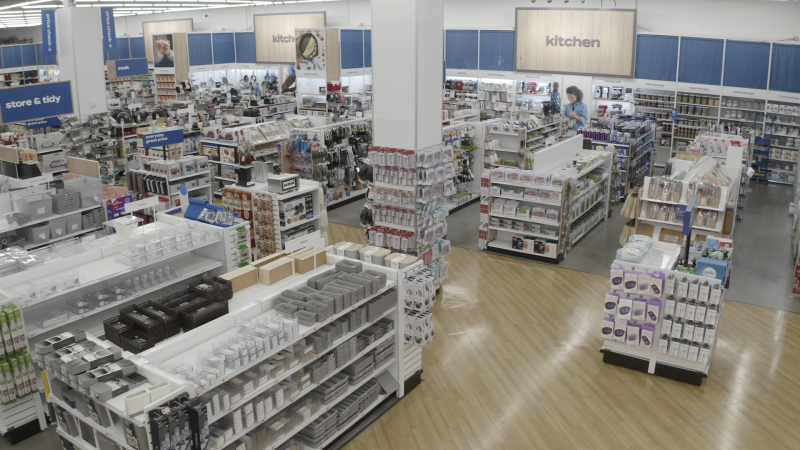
[
  {"left": 114, "top": 58, "right": 149, "bottom": 76},
  {"left": 142, "top": 128, "right": 185, "bottom": 147},
  {"left": 0, "top": 82, "right": 74, "bottom": 124},
  {"left": 101, "top": 7, "right": 117, "bottom": 52},
  {"left": 41, "top": 10, "right": 56, "bottom": 56},
  {"left": 27, "top": 117, "right": 62, "bottom": 129}
]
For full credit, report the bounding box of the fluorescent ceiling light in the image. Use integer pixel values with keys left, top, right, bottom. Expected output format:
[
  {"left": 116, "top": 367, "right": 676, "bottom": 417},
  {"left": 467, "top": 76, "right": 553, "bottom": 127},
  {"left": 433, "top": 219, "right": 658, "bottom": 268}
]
[{"left": 0, "top": 0, "right": 52, "bottom": 11}]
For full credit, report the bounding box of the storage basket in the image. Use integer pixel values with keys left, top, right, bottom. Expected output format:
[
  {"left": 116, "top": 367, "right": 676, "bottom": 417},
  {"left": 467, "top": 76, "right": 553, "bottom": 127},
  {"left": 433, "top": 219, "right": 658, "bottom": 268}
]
[
  {"left": 18, "top": 193, "right": 53, "bottom": 220},
  {"left": 64, "top": 176, "right": 103, "bottom": 207},
  {"left": 65, "top": 213, "right": 82, "bottom": 234},
  {"left": 49, "top": 189, "right": 81, "bottom": 214},
  {"left": 49, "top": 217, "right": 67, "bottom": 239},
  {"left": 81, "top": 212, "right": 94, "bottom": 230},
  {"left": 5, "top": 212, "right": 30, "bottom": 227},
  {"left": 23, "top": 224, "right": 50, "bottom": 245}
]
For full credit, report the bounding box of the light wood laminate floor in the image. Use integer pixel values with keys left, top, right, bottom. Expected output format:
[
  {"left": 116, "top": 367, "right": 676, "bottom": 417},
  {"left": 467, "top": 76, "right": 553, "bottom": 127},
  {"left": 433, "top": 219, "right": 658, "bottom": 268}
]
[{"left": 328, "top": 223, "right": 800, "bottom": 450}]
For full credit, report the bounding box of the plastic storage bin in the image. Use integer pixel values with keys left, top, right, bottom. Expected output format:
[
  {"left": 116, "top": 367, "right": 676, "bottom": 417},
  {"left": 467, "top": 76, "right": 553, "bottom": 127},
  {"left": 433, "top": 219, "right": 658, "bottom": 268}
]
[{"left": 64, "top": 176, "right": 103, "bottom": 207}]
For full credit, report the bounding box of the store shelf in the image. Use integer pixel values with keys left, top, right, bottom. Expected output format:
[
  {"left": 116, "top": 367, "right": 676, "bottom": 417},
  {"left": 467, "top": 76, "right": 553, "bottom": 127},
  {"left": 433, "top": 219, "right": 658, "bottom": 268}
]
[
  {"left": 767, "top": 132, "right": 800, "bottom": 139},
  {"left": 130, "top": 169, "right": 211, "bottom": 183},
  {"left": 200, "top": 140, "right": 239, "bottom": 147},
  {"left": 720, "top": 106, "right": 764, "bottom": 113},
  {"left": 0, "top": 204, "right": 103, "bottom": 234},
  {"left": 25, "top": 256, "right": 222, "bottom": 339},
  {"left": 772, "top": 122, "right": 800, "bottom": 127},
  {"left": 374, "top": 181, "right": 415, "bottom": 192},
  {"left": 23, "top": 226, "right": 101, "bottom": 250},
  {"left": 638, "top": 215, "right": 681, "bottom": 227},
  {"left": 490, "top": 180, "right": 563, "bottom": 192},
  {"left": 51, "top": 396, "right": 136, "bottom": 450},
  {"left": 282, "top": 215, "right": 319, "bottom": 231},
  {"left": 677, "top": 113, "right": 715, "bottom": 120},
  {"left": 570, "top": 216, "right": 605, "bottom": 247},
  {"left": 594, "top": 98, "right": 631, "bottom": 103},
  {"left": 276, "top": 359, "right": 396, "bottom": 450},
  {"left": 489, "top": 213, "right": 558, "bottom": 227},
  {"left": 490, "top": 147, "right": 522, "bottom": 154},
  {"left": 592, "top": 140, "right": 630, "bottom": 147},
  {"left": 443, "top": 113, "right": 478, "bottom": 123},
  {"left": 635, "top": 105, "right": 673, "bottom": 112},
  {"left": 305, "top": 393, "right": 392, "bottom": 450},
  {"left": 487, "top": 239, "right": 558, "bottom": 257},
  {"left": 209, "top": 325, "right": 396, "bottom": 427},
  {"left": 490, "top": 194, "right": 561, "bottom": 206},
  {"left": 211, "top": 355, "right": 396, "bottom": 450},
  {"left": 488, "top": 226, "right": 557, "bottom": 239},
  {"left": 215, "top": 176, "right": 237, "bottom": 182},
  {"left": 374, "top": 220, "right": 415, "bottom": 232},
  {"left": 768, "top": 144, "right": 799, "bottom": 151},
  {"left": 570, "top": 194, "right": 607, "bottom": 224}
]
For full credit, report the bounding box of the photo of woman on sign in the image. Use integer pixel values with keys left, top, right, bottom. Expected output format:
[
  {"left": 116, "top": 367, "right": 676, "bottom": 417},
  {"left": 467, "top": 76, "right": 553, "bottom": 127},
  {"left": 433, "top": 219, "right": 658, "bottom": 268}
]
[
  {"left": 153, "top": 34, "right": 175, "bottom": 68},
  {"left": 564, "top": 86, "right": 589, "bottom": 133}
]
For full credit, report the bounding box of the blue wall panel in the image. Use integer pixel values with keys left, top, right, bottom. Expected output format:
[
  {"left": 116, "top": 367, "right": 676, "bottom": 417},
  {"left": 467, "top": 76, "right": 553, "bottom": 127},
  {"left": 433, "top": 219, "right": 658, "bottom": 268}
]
[
  {"left": 724, "top": 40, "right": 770, "bottom": 90},
  {"left": 679, "top": 37, "right": 724, "bottom": 85},
  {"left": 188, "top": 33, "right": 213, "bottom": 66},
  {"left": 117, "top": 38, "right": 130, "bottom": 60},
  {"left": 479, "top": 30, "right": 515, "bottom": 72},
  {"left": 340, "top": 30, "right": 364, "bottom": 69},
  {"left": 446, "top": 30, "right": 479, "bottom": 70},
  {"left": 20, "top": 44, "right": 36, "bottom": 67},
  {"left": 212, "top": 32, "right": 236, "bottom": 65},
  {"left": 364, "top": 30, "right": 372, "bottom": 68},
  {"left": 635, "top": 35, "right": 679, "bottom": 82},
  {"left": 235, "top": 32, "right": 256, "bottom": 64},
  {"left": 770, "top": 43, "right": 800, "bottom": 94},
  {"left": 130, "top": 37, "right": 145, "bottom": 58},
  {"left": 3, "top": 46, "right": 19, "bottom": 69}
]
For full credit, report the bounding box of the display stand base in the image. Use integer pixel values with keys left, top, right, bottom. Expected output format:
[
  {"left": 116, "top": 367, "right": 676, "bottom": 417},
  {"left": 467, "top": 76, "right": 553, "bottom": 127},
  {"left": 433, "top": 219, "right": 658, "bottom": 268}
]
[
  {"left": 1, "top": 417, "right": 46, "bottom": 445},
  {"left": 446, "top": 195, "right": 480, "bottom": 215},
  {"left": 485, "top": 247, "right": 566, "bottom": 264},
  {"left": 601, "top": 349, "right": 707, "bottom": 386},
  {"left": 327, "top": 191, "right": 367, "bottom": 210}
]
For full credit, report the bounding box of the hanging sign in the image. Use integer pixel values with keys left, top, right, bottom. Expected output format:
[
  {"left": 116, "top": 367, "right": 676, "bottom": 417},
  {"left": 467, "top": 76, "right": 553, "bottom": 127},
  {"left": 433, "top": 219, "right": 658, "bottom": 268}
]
[
  {"left": 101, "top": 7, "right": 117, "bottom": 52},
  {"left": 27, "top": 117, "right": 62, "bottom": 129},
  {"left": 41, "top": 10, "right": 57, "bottom": 56},
  {"left": 0, "top": 81, "right": 74, "bottom": 125},
  {"left": 142, "top": 128, "right": 184, "bottom": 147},
  {"left": 114, "top": 58, "right": 149, "bottom": 77}
]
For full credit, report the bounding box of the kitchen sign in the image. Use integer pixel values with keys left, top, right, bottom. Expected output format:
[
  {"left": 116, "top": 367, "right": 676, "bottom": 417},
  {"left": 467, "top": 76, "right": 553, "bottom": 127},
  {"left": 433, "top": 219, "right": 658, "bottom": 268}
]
[
  {"left": 41, "top": 10, "right": 56, "bottom": 56},
  {"left": 101, "top": 7, "right": 117, "bottom": 52},
  {"left": 515, "top": 8, "right": 636, "bottom": 77},
  {"left": 0, "top": 82, "right": 74, "bottom": 125},
  {"left": 254, "top": 12, "right": 326, "bottom": 63}
]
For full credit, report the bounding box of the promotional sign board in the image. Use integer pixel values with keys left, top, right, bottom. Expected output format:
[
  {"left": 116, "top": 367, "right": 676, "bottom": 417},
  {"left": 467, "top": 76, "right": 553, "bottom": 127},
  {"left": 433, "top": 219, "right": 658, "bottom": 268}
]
[
  {"left": 142, "top": 128, "right": 184, "bottom": 148},
  {"left": 515, "top": 8, "right": 636, "bottom": 77},
  {"left": 27, "top": 117, "right": 62, "bottom": 129},
  {"left": 295, "top": 28, "right": 327, "bottom": 78},
  {"left": 142, "top": 19, "right": 193, "bottom": 63},
  {"left": 254, "top": 12, "right": 326, "bottom": 63},
  {"left": 113, "top": 58, "right": 149, "bottom": 77},
  {"left": 101, "top": 7, "right": 117, "bottom": 52},
  {"left": 0, "top": 82, "right": 74, "bottom": 124},
  {"left": 41, "top": 10, "right": 56, "bottom": 56}
]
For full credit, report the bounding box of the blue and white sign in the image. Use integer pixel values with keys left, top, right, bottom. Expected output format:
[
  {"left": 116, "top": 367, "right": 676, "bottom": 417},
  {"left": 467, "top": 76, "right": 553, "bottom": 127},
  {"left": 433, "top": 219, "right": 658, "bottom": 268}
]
[
  {"left": 142, "top": 128, "right": 184, "bottom": 147},
  {"left": 101, "top": 7, "right": 117, "bottom": 52},
  {"left": 0, "top": 82, "right": 73, "bottom": 124},
  {"left": 41, "top": 10, "right": 56, "bottom": 56},
  {"left": 26, "top": 117, "right": 62, "bottom": 129},
  {"left": 114, "top": 58, "right": 149, "bottom": 76}
]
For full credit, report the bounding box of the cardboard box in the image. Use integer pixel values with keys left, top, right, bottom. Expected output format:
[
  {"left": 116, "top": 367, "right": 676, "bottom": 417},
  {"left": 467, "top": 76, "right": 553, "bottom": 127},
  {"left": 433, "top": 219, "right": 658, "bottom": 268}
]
[
  {"left": 219, "top": 266, "right": 258, "bottom": 293},
  {"left": 658, "top": 228, "right": 685, "bottom": 245},
  {"left": 258, "top": 257, "right": 293, "bottom": 285},
  {"left": 252, "top": 252, "right": 287, "bottom": 268},
  {"left": 293, "top": 248, "right": 317, "bottom": 274}
]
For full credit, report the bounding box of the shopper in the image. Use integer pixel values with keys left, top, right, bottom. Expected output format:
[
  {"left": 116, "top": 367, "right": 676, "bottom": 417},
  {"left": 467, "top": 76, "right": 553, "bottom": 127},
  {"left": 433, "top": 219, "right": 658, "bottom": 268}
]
[
  {"left": 281, "top": 64, "right": 296, "bottom": 93},
  {"left": 564, "top": 86, "right": 589, "bottom": 132},
  {"left": 550, "top": 82, "right": 561, "bottom": 115}
]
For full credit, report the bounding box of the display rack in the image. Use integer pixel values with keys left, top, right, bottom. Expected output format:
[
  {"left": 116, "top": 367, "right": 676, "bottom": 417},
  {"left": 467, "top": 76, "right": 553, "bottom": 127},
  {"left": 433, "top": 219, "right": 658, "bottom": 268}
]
[
  {"left": 636, "top": 156, "right": 742, "bottom": 242},
  {"left": 479, "top": 135, "right": 613, "bottom": 263},
  {"left": 482, "top": 114, "right": 563, "bottom": 170},
  {"left": 42, "top": 252, "right": 424, "bottom": 450},
  {"left": 441, "top": 122, "right": 482, "bottom": 212},
  {"left": 601, "top": 240, "right": 728, "bottom": 386}
]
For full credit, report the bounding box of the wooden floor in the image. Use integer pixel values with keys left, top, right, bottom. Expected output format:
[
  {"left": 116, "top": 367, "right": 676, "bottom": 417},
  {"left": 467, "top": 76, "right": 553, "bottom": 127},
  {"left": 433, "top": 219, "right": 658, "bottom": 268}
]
[{"left": 328, "top": 223, "right": 800, "bottom": 450}]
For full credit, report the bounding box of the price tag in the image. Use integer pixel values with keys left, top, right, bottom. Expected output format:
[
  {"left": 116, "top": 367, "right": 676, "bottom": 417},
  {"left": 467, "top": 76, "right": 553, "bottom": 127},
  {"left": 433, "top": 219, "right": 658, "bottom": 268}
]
[{"left": 92, "top": 120, "right": 97, "bottom": 125}]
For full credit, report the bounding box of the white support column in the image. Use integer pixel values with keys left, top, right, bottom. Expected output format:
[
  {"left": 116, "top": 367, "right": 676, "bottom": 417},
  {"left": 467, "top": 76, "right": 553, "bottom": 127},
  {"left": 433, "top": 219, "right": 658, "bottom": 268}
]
[
  {"left": 56, "top": 7, "right": 108, "bottom": 118},
  {"left": 372, "top": 0, "right": 443, "bottom": 151}
]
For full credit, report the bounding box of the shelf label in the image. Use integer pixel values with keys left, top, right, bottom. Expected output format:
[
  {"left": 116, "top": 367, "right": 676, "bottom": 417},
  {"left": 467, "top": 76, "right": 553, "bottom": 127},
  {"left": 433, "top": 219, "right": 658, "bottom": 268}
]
[
  {"left": 676, "top": 82, "right": 721, "bottom": 96},
  {"left": 634, "top": 79, "right": 677, "bottom": 91},
  {"left": 124, "top": 196, "right": 159, "bottom": 213},
  {"left": 721, "top": 86, "right": 767, "bottom": 100},
  {"left": 767, "top": 90, "right": 800, "bottom": 103}
]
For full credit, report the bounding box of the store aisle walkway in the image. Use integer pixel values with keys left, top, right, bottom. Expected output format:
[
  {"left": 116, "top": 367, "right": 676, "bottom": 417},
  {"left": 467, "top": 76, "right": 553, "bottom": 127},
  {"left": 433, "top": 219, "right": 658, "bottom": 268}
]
[{"left": 725, "top": 182, "right": 799, "bottom": 312}]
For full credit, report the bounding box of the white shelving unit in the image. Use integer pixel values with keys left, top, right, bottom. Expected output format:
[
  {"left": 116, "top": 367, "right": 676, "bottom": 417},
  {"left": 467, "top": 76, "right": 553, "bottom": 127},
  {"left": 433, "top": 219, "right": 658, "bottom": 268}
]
[
  {"left": 480, "top": 135, "right": 613, "bottom": 263},
  {"left": 40, "top": 252, "right": 423, "bottom": 450}
]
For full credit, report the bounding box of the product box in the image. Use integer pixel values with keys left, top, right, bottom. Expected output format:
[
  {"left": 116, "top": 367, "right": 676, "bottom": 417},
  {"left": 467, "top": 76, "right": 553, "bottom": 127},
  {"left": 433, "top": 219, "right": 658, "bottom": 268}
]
[
  {"left": 601, "top": 317, "right": 614, "bottom": 340},
  {"left": 696, "top": 257, "right": 728, "bottom": 282},
  {"left": 107, "top": 195, "right": 134, "bottom": 220},
  {"left": 616, "top": 298, "right": 632, "bottom": 320},
  {"left": 219, "top": 265, "right": 258, "bottom": 292},
  {"left": 650, "top": 272, "right": 664, "bottom": 296},
  {"left": 626, "top": 323, "right": 641, "bottom": 346},
  {"left": 624, "top": 271, "right": 638, "bottom": 294},
  {"left": 631, "top": 299, "right": 647, "bottom": 321},
  {"left": 640, "top": 324, "right": 655, "bottom": 348},
  {"left": 603, "top": 292, "right": 619, "bottom": 316},
  {"left": 637, "top": 272, "right": 650, "bottom": 296},
  {"left": 612, "top": 319, "right": 627, "bottom": 342},
  {"left": 646, "top": 299, "right": 661, "bottom": 324}
]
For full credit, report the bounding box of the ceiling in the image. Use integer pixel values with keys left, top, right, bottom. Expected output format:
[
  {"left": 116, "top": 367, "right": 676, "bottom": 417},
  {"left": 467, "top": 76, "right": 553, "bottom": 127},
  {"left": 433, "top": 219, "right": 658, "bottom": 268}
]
[{"left": 0, "top": 0, "right": 334, "bottom": 29}]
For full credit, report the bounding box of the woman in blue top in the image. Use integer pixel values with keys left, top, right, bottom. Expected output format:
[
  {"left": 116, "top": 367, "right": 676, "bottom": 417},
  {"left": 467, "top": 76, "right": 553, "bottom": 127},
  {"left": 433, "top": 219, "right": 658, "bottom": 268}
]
[{"left": 563, "top": 86, "right": 589, "bottom": 133}]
